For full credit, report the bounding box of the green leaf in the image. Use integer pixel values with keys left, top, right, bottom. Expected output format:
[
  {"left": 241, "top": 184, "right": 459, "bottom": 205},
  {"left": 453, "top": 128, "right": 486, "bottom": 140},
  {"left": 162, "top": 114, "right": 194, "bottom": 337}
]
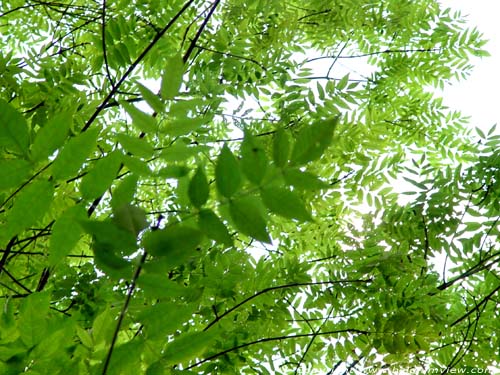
[
  {"left": 111, "top": 173, "right": 138, "bottom": 210},
  {"left": 49, "top": 204, "right": 87, "bottom": 266},
  {"left": 0, "top": 159, "right": 31, "bottom": 191},
  {"left": 92, "top": 307, "right": 115, "bottom": 345},
  {"left": 240, "top": 133, "right": 268, "bottom": 185},
  {"left": 116, "top": 133, "right": 154, "bottom": 158},
  {"left": 30, "top": 111, "right": 72, "bottom": 162},
  {"left": 283, "top": 168, "right": 329, "bottom": 190},
  {"left": 112, "top": 203, "right": 149, "bottom": 235},
  {"left": 290, "top": 116, "right": 339, "bottom": 165},
  {"left": 261, "top": 186, "right": 312, "bottom": 222},
  {"left": 273, "top": 129, "right": 290, "bottom": 168},
  {"left": 18, "top": 292, "right": 50, "bottom": 348},
  {"left": 136, "top": 81, "right": 164, "bottom": 113},
  {"left": 161, "top": 54, "right": 184, "bottom": 100},
  {"left": 0, "top": 99, "right": 30, "bottom": 157},
  {"left": 198, "top": 209, "right": 233, "bottom": 246},
  {"left": 188, "top": 167, "right": 209, "bottom": 208},
  {"left": 120, "top": 101, "right": 157, "bottom": 133},
  {"left": 160, "top": 142, "right": 200, "bottom": 162},
  {"left": 161, "top": 117, "right": 204, "bottom": 137},
  {"left": 162, "top": 330, "right": 215, "bottom": 365},
  {"left": 3, "top": 180, "right": 54, "bottom": 239},
  {"left": 229, "top": 196, "right": 271, "bottom": 243},
  {"left": 142, "top": 225, "right": 203, "bottom": 260},
  {"left": 52, "top": 127, "right": 100, "bottom": 180},
  {"left": 80, "top": 151, "right": 122, "bottom": 200},
  {"left": 79, "top": 219, "right": 138, "bottom": 255},
  {"left": 216, "top": 144, "right": 242, "bottom": 198},
  {"left": 138, "top": 302, "right": 196, "bottom": 339}
]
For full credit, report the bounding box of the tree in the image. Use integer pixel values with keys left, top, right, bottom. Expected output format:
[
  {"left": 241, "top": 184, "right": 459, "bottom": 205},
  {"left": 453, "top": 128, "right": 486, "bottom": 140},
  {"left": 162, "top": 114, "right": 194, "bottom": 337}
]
[{"left": 0, "top": 0, "right": 497, "bottom": 374}]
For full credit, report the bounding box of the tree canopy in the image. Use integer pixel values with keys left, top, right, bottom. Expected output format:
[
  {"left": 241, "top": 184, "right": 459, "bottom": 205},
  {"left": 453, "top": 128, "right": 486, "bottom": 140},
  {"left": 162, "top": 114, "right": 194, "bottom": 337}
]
[{"left": 0, "top": 0, "right": 498, "bottom": 374}]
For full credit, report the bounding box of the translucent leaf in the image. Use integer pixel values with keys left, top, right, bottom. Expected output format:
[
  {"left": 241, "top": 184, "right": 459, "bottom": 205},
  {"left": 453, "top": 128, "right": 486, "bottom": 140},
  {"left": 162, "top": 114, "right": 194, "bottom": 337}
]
[
  {"left": 79, "top": 219, "right": 138, "bottom": 255},
  {"left": 198, "top": 209, "right": 233, "bottom": 246},
  {"left": 283, "top": 168, "right": 329, "bottom": 190},
  {"left": 161, "top": 54, "right": 184, "bottom": 100},
  {"left": 52, "top": 127, "right": 99, "bottom": 180},
  {"left": 136, "top": 81, "right": 164, "bottom": 113},
  {"left": 142, "top": 225, "right": 203, "bottom": 260},
  {"left": 0, "top": 159, "right": 31, "bottom": 191},
  {"left": 240, "top": 133, "right": 268, "bottom": 185},
  {"left": 215, "top": 144, "right": 242, "bottom": 198},
  {"left": 188, "top": 167, "right": 209, "bottom": 208},
  {"left": 261, "top": 186, "right": 312, "bottom": 222},
  {"left": 111, "top": 174, "right": 138, "bottom": 210},
  {"left": 0, "top": 99, "right": 29, "bottom": 157},
  {"left": 161, "top": 117, "right": 204, "bottom": 137},
  {"left": 162, "top": 330, "right": 215, "bottom": 365},
  {"left": 229, "top": 196, "right": 271, "bottom": 243},
  {"left": 18, "top": 292, "right": 50, "bottom": 348},
  {"left": 92, "top": 307, "right": 115, "bottom": 345},
  {"left": 80, "top": 151, "right": 122, "bottom": 200},
  {"left": 138, "top": 302, "right": 196, "bottom": 339},
  {"left": 290, "top": 116, "right": 338, "bottom": 165},
  {"left": 116, "top": 133, "right": 154, "bottom": 158},
  {"left": 49, "top": 204, "right": 87, "bottom": 266},
  {"left": 112, "top": 203, "right": 149, "bottom": 235},
  {"left": 30, "top": 111, "right": 72, "bottom": 162},
  {"left": 3, "top": 180, "right": 54, "bottom": 239},
  {"left": 273, "top": 129, "right": 290, "bottom": 168},
  {"left": 121, "top": 101, "right": 157, "bottom": 133}
]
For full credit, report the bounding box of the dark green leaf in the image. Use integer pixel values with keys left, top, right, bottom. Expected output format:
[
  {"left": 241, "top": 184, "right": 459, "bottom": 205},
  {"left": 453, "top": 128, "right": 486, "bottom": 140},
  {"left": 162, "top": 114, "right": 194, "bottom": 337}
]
[
  {"left": 261, "top": 186, "right": 312, "bottom": 222},
  {"left": 138, "top": 302, "right": 196, "bottom": 339},
  {"left": 229, "top": 196, "right": 271, "bottom": 243},
  {"left": 198, "top": 209, "right": 233, "bottom": 246},
  {"left": 188, "top": 167, "right": 209, "bottom": 208},
  {"left": 79, "top": 219, "right": 138, "bottom": 255},
  {"left": 52, "top": 127, "right": 100, "bottom": 180},
  {"left": 216, "top": 144, "right": 241, "bottom": 198}
]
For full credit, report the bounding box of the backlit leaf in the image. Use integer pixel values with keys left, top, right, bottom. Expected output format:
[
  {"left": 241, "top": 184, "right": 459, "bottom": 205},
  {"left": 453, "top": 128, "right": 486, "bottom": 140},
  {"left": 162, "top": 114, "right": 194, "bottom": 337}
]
[
  {"left": 216, "top": 144, "right": 241, "bottom": 198},
  {"left": 188, "top": 167, "right": 209, "bottom": 208},
  {"left": 0, "top": 159, "right": 31, "bottom": 191},
  {"left": 273, "top": 129, "right": 290, "bottom": 168},
  {"left": 241, "top": 133, "right": 268, "bottom": 185},
  {"left": 142, "top": 225, "right": 203, "bottom": 259},
  {"left": 52, "top": 127, "right": 99, "bottom": 180},
  {"left": 121, "top": 101, "right": 157, "bottom": 133},
  {"left": 261, "top": 186, "right": 312, "bottom": 222},
  {"left": 80, "top": 151, "right": 122, "bottom": 200},
  {"left": 30, "top": 111, "right": 72, "bottom": 162},
  {"left": 161, "top": 54, "right": 184, "bottom": 100},
  {"left": 198, "top": 209, "right": 233, "bottom": 246},
  {"left": 229, "top": 196, "right": 271, "bottom": 243},
  {"left": 0, "top": 99, "right": 29, "bottom": 157}
]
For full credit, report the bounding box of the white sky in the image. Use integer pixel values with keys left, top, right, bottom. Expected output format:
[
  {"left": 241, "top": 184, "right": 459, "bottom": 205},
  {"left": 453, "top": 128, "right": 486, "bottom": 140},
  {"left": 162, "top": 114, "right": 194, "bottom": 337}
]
[{"left": 440, "top": 0, "right": 500, "bottom": 133}]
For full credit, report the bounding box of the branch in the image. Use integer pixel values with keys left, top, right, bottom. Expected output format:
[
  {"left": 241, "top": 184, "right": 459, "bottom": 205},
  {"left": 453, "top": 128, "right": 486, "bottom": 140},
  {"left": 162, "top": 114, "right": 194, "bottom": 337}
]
[
  {"left": 187, "top": 329, "right": 369, "bottom": 369},
  {"left": 204, "top": 279, "right": 372, "bottom": 331}
]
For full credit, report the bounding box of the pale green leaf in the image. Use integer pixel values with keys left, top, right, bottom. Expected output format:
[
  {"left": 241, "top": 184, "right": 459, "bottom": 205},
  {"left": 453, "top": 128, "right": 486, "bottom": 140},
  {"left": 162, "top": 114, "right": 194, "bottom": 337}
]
[
  {"left": 116, "top": 133, "right": 154, "bottom": 158},
  {"left": 121, "top": 101, "right": 157, "bottom": 133},
  {"left": 30, "top": 111, "right": 72, "bottom": 162},
  {"left": 241, "top": 133, "right": 268, "bottom": 185}
]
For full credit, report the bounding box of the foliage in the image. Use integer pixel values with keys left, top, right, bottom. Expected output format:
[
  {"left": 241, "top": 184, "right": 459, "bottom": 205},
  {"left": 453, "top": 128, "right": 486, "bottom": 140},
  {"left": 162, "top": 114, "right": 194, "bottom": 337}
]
[{"left": 0, "top": 0, "right": 498, "bottom": 374}]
